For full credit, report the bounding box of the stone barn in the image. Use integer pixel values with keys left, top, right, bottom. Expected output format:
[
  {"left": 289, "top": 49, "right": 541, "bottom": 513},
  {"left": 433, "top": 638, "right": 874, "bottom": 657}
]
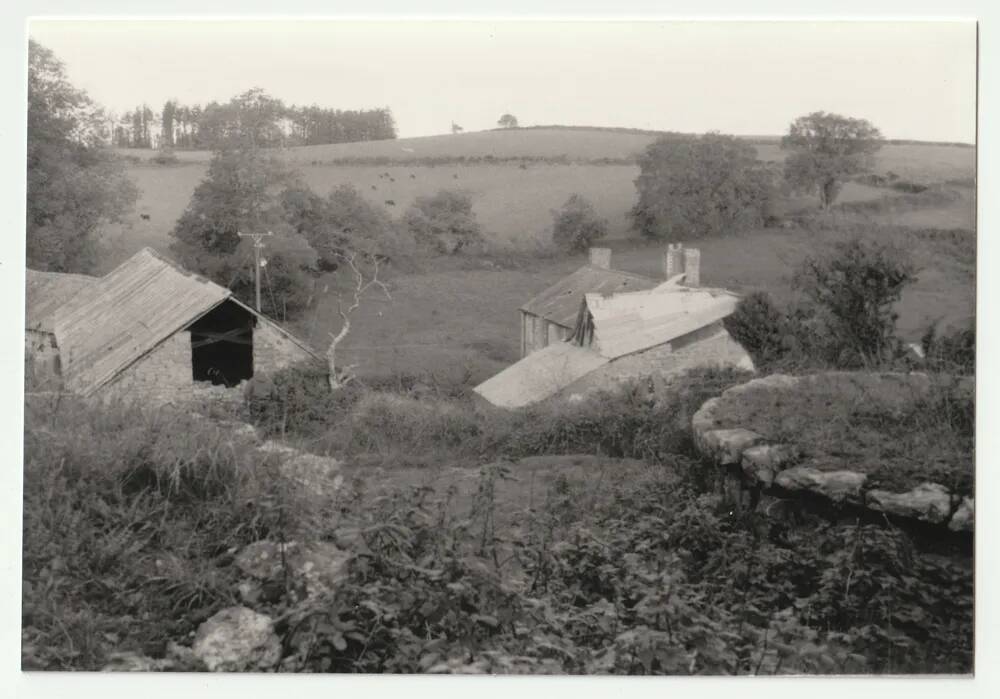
[
  {"left": 475, "top": 247, "right": 753, "bottom": 409},
  {"left": 25, "top": 247, "right": 321, "bottom": 403},
  {"left": 25, "top": 269, "right": 99, "bottom": 389},
  {"left": 519, "top": 244, "right": 703, "bottom": 357}
]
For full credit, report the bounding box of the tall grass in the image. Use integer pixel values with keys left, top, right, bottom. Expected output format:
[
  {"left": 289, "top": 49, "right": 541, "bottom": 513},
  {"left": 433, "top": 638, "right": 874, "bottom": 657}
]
[{"left": 21, "top": 394, "right": 321, "bottom": 670}]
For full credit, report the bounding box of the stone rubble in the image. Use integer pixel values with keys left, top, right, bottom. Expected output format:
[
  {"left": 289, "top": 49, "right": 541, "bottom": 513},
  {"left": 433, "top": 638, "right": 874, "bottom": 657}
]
[{"left": 191, "top": 606, "right": 282, "bottom": 672}]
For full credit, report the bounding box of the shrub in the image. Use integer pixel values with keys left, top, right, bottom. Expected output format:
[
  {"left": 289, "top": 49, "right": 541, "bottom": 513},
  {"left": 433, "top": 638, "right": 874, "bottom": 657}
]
[
  {"left": 151, "top": 148, "right": 180, "bottom": 165},
  {"left": 794, "top": 237, "right": 916, "bottom": 368},
  {"left": 921, "top": 320, "right": 975, "bottom": 374},
  {"left": 723, "top": 292, "right": 793, "bottom": 370},
  {"left": 551, "top": 194, "right": 608, "bottom": 252},
  {"left": 631, "top": 133, "right": 775, "bottom": 241},
  {"left": 403, "top": 189, "right": 482, "bottom": 254},
  {"left": 245, "top": 362, "right": 349, "bottom": 438}
]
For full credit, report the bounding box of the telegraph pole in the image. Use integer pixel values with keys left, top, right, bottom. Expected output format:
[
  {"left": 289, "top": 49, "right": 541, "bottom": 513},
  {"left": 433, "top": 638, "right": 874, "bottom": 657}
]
[{"left": 237, "top": 230, "right": 273, "bottom": 312}]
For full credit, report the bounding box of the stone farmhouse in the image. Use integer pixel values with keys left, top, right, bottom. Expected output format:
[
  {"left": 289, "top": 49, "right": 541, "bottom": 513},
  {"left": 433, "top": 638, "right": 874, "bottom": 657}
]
[
  {"left": 519, "top": 245, "right": 704, "bottom": 357},
  {"left": 475, "top": 245, "right": 754, "bottom": 409},
  {"left": 25, "top": 247, "right": 321, "bottom": 403}
]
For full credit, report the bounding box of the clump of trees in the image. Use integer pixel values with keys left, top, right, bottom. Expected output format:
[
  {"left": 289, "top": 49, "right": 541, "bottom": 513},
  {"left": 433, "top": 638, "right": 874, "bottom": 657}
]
[
  {"left": 279, "top": 182, "right": 414, "bottom": 271},
  {"left": 630, "top": 133, "right": 775, "bottom": 241},
  {"left": 725, "top": 237, "right": 918, "bottom": 370},
  {"left": 27, "top": 40, "right": 138, "bottom": 273},
  {"left": 551, "top": 194, "right": 607, "bottom": 252},
  {"left": 402, "top": 190, "right": 482, "bottom": 254},
  {"left": 782, "top": 111, "right": 883, "bottom": 208},
  {"left": 112, "top": 91, "right": 397, "bottom": 149},
  {"left": 497, "top": 113, "right": 519, "bottom": 129}
]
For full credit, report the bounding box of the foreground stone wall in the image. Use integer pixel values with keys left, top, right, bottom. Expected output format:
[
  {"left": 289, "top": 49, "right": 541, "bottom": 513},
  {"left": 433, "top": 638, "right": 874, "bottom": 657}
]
[{"left": 692, "top": 373, "right": 974, "bottom": 534}]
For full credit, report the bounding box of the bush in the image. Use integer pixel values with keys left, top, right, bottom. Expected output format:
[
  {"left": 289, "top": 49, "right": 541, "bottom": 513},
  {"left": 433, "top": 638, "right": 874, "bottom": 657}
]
[
  {"left": 921, "top": 321, "right": 975, "bottom": 374},
  {"left": 151, "top": 148, "right": 180, "bottom": 165},
  {"left": 551, "top": 194, "right": 608, "bottom": 252},
  {"left": 630, "top": 133, "right": 775, "bottom": 241},
  {"left": 794, "top": 237, "right": 916, "bottom": 368},
  {"left": 403, "top": 189, "right": 482, "bottom": 254},
  {"left": 723, "top": 292, "right": 793, "bottom": 369},
  {"left": 245, "top": 362, "right": 350, "bottom": 438}
]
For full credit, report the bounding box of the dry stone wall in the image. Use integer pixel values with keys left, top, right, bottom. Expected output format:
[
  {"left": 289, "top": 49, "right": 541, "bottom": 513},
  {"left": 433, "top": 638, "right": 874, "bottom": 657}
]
[{"left": 692, "top": 373, "right": 974, "bottom": 534}]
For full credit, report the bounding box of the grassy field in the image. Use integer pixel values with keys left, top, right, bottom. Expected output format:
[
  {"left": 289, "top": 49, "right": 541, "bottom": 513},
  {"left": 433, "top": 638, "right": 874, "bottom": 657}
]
[
  {"left": 104, "top": 128, "right": 975, "bottom": 268},
  {"left": 101, "top": 128, "right": 975, "bottom": 382}
]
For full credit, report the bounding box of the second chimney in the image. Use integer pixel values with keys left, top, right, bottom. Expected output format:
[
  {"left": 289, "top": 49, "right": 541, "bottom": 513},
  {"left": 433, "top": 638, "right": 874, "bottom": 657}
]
[
  {"left": 589, "top": 247, "right": 612, "bottom": 269},
  {"left": 664, "top": 243, "right": 684, "bottom": 279},
  {"left": 683, "top": 247, "right": 701, "bottom": 287}
]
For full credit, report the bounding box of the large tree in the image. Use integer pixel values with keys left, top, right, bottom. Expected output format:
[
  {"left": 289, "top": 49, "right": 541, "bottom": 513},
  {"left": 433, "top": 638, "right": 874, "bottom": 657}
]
[
  {"left": 169, "top": 138, "right": 317, "bottom": 319},
  {"left": 782, "top": 111, "right": 883, "bottom": 208},
  {"left": 630, "top": 133, "right": 775, "bottom": 241},
  {"left": 27, "top": 40, "right": 138, "bottom": 272}
]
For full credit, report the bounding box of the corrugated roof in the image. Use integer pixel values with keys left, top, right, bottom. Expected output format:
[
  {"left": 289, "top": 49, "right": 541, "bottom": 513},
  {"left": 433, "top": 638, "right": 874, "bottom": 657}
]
[
  {"left": 26, "top": 269, "right": 98, "bottom": 333},
  {"left": 586, "top": 283, "right": 740, "bottom": 360},
  {"left": 54, "top": 248, "right": 232, "bottom": 395},
  {"left": 520, "top": 265, "right": 658, "bottom": 328},
  {"left": 473, "top": 340, "right": 610, "bottom": 409}
]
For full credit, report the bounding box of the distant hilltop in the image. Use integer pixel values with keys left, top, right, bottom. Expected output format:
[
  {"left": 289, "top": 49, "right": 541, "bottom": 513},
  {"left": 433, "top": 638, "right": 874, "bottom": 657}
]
[{"left": 497, "top": 124, "right": 974, "bottom": 148}]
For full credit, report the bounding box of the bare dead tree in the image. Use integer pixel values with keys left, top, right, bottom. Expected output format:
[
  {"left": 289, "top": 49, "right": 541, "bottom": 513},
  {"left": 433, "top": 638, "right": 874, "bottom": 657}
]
[{"left": 326, "top": 251, "right": 391, "bottom": 390}]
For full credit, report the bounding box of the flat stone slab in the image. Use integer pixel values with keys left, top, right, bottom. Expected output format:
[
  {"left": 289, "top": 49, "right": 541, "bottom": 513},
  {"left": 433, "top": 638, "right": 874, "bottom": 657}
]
[
  {"left": 949, "top": 497, "right": 975, "bottom": 532},
  {"left": 774, "top": 466, "right": 867, "bottom": 504},
  {"left": 700, "top": 428, "right": 765, "bottom": 465},
  {"left": 867, "top": 482, "right": 952, "bottom": 524},
  {"left": 741, "top": 444, "right": 800, "bottom": 488}
]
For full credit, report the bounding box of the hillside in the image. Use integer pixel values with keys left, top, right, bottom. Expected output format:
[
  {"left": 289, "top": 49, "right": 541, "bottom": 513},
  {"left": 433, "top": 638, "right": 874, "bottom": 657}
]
[{"left": 106, "top": 128, "right": 975, "bottom": 271}]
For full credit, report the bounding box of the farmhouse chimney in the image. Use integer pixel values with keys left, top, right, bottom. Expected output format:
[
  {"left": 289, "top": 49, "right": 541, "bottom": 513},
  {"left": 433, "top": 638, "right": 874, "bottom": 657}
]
[
  {"left": 683, "top": 247, "right": 701, "bottom": 287},
  {"left": 664, "top": 243, "right": 684, "bottom": 279},
  {"left": 589, "top": 247, "right": 612, "bottom": 269}
]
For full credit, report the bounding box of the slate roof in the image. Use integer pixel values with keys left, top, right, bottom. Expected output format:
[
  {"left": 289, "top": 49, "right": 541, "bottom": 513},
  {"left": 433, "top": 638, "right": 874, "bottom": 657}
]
[
  {"left": 25, "top": 269, "right": 98, "bottom": 333},
  {"left": 520, "top": 265, "right": 658, "bottom": 328},
  {"left": 51, "top": 247, "right": 320, "bottom": 396}
]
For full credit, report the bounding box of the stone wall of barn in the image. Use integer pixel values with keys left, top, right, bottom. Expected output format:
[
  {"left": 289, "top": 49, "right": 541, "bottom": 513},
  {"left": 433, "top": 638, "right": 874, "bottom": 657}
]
[
  {"left": 25, "top": 329, "right": 62, "bottom": 390},
  {"left": 102, "top": 332, "right": 195, "bottom": 405},
  {"left": 563, "top": 323, "right": 754, "bottom": 398},
  {"left": 253, "top": 321, "right": 315, "bottom": 372}
]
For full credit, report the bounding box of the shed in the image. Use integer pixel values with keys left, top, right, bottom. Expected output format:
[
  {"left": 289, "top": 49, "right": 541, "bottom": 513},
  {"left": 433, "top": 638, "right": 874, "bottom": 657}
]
[{"left": 26, "top": 248, "right": 321, "bottom": 403}]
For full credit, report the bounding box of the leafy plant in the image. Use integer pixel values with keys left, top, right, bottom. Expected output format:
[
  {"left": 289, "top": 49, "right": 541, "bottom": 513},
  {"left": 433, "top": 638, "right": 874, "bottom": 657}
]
[{"left": 551, "top": 194, "right": 608, "bottom": 253}]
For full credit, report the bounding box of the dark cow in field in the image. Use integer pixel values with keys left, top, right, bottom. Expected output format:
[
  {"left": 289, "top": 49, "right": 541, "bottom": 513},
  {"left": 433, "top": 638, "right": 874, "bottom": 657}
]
[
  {"left": 140, "top": 214, "right": 151, "bottom": 221},
  {"left": 384, "top": 200, "right": 396, "bottom": 207}
]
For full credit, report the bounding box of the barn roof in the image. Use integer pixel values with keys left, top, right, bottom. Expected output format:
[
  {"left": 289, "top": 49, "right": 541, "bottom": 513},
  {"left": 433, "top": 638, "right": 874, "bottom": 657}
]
[
  {"left": 25, "top": 269, "right": 98, "bottom": 333},
  {"left": 52, "top": 247, "right": 320, "bottom": 396},
  {"left": 520, "top": 265, "right": 658, "bottom": 328},
  {"left": 585, "top": 282, "right": 741, "bottom": 360},
  {"left": 473, "top": 340, "right": 610, "bottom": 409},
  {"left": 475, "top": 279, "right": 745, "bottom": 408}
]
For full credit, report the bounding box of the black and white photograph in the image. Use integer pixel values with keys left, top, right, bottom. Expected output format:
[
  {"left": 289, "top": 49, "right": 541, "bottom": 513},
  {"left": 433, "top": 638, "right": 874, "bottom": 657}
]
[{"left": 4, "top": 8, "right": 991, "bottom": 687}]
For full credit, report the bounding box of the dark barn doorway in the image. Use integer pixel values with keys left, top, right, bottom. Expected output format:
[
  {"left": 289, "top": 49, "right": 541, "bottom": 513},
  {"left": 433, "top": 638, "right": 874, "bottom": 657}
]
[{"left": 188, "top": 300, "right": 255, "bottom": 386}]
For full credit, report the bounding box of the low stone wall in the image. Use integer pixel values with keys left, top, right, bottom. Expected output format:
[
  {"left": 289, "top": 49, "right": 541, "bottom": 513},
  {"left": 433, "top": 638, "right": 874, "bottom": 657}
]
[{"left": 691, "top": 373, "right": 974, "bottom": 534}]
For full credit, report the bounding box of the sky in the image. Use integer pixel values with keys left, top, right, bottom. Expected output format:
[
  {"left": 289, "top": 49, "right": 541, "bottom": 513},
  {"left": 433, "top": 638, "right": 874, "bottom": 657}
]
[{"left": 28, "top": 20, "right": 977, "bottom": 143}]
